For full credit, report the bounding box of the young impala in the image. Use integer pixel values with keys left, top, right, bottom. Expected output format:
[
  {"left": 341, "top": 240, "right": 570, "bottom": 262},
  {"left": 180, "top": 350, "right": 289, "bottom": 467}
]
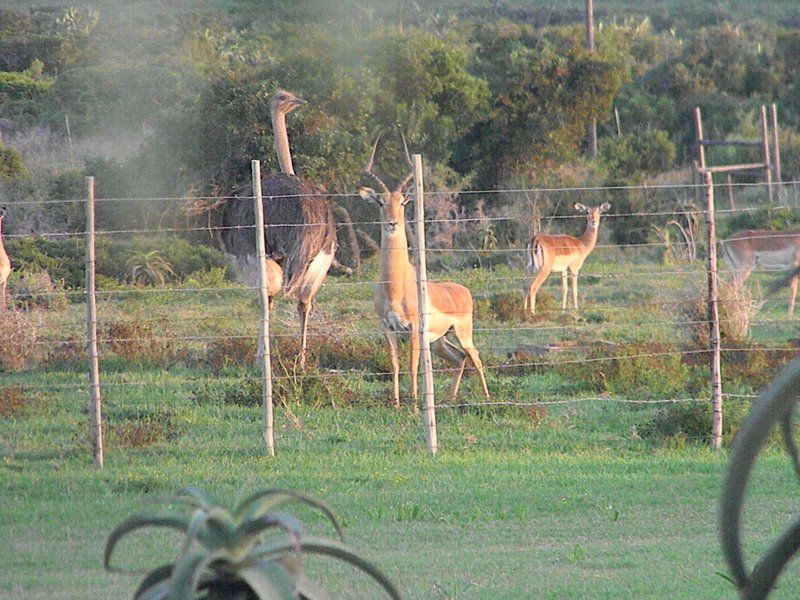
[
  {"left": 358, "top": 137, "right": 490, "bottom": 406},
  {"left": 721, "top": 228, "right": 800, "bottom": 317},
  {"left": 524, "top": 202, "right": 611, "bottom": 314}
]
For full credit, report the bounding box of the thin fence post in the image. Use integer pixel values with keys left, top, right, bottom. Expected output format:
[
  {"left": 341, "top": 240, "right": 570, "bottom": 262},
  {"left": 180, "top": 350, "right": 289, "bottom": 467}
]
[
  {"left": 726, "top": 173, "right": 736, "bottom": 212},
  {"left": 413, "top": 153, "right": 438, "bottom": 455},
  {"left": 703, "top": 170, "right": 723, "bottom": 450},
  {"left": 85, "top": 176, "right": 103, "bottom": 468},
  {"left": 770, "top": 103, "right": 782, "bottom": 200},
  {"left": 252, "top": 160, "right": 275, "bottom": 457},
  {"left": 760, "top": 105, "right": 773, "bottom": 203}
]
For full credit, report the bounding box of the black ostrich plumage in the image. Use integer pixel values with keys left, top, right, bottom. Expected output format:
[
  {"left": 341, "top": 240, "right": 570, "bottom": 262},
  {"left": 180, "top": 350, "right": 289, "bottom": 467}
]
[{"left": 221, "top": 173, "right": 336, "bottom": 297}]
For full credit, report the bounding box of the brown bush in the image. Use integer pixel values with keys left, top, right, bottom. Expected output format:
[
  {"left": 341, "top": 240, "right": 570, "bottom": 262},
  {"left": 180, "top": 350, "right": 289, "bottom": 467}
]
[
  {"left": 0, "top": 386, "right": 37, "bottom": 417},
  {"left": 104, "top": 318, "right": 186, "bottom": 364},
  {"left": 205, "top": 336, "right": 257, "bottom": 371},
  {"left": 45, "top": 335, "right": 86, "bottom": 366},
  {"left": 678, "top": 281, "right": 762, "bottom": 344},
  {"left": 9, "top": 271, "right": 68, "bottom": 311},
  {"left": 109, "top": 420, "right": 178, "bottom": 449},
  {"left": 0, "top": 309, "right": 38, "bottom": 371}
]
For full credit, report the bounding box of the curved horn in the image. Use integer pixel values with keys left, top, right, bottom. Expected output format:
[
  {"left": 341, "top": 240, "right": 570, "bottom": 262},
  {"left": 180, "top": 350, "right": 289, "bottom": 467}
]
[
  {"left": 363, "top": 134, "right": 389, "bottom": 194},
  {"left": 396, "top": 130, "right": 415, "bottom": 192}
]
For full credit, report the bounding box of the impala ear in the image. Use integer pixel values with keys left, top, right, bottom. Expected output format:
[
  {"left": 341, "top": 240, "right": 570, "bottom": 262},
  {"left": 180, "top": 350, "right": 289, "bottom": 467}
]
[
  {"left": 400, "top": 192, "right": 413, "bottom": 206},
  {"left": 574, "top": 202, "right": 587, "bottom": 212},
  {"left": 600, "top": 202, "right": 611, "bottom": 212}
]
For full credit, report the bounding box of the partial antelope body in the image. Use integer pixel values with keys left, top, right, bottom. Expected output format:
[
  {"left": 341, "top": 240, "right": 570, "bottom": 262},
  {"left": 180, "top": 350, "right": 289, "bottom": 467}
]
[
  {"left": 359, "top": 137, "right": 489, "bottom": 406},
  {"left": 721, "top": 228, "right": 800, "bottom": 317},
  {"left": 0, "top": 205, "right": 11, "bottom": 311},
  {"left": 524, "top": 202, "right": 611, "bottom": 315}
]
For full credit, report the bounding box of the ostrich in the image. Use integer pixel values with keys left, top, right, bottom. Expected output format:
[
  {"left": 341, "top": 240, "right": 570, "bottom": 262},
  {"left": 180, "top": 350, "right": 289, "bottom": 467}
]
[
  {"left": 221, "top": 90, "right": 336, "bottom": 367},
  {"left": 0, "top": 205, "right": 10, "bottom": 310}
]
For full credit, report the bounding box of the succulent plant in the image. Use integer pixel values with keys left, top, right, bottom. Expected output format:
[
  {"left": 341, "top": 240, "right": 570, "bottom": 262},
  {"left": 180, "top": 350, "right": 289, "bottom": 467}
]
[{"left": 105, "top": 486, "right": 400, "bottom": 599}]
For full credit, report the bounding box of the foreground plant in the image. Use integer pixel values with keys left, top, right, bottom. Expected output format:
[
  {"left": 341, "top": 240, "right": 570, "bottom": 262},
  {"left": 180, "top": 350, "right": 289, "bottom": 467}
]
[{"left": 104, "top": 486, "right": 400, "bottom": 599}]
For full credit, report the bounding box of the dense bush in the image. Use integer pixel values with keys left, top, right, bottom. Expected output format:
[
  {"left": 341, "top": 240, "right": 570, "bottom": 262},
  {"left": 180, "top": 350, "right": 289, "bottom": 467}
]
[
  {"left": 0, "top": 308, "right": 38, "bottom": 371},
  {"left": 5, "top": 235, "right": 233, "bottom": 288},
  {"left": 8, "top": 270, "right": 68, "bottom": 310},
  {"left": 638, "top": 398, "right": 769, "bottom": 446},
  {"left": 563, "top": 343, "right": 691, "bottom": 398}
]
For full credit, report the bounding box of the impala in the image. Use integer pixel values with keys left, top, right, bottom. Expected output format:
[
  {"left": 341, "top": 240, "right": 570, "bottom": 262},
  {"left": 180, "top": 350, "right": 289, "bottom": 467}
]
[
  {"left": 358, "top": 137, "right": 490, "bottom": 406},
  {"left": 524, "top": 202, "right": 611, "bottom": 315},
  {"left": 721, "top": 228, "right": 800, "bottom": 317}
]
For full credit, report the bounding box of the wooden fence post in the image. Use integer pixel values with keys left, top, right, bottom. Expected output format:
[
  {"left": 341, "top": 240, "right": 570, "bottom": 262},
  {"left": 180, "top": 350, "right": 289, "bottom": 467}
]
[
  {"left": 85, "top": 176, "right": 104, "bottom": 468},
  {"left": 251, "top": 160, "right": 275, "bottom": 457},
  {"left": 412, "top": 154, "right": 438, "bottom": 455},
  {"left": 703, "top": 171, "right": 723, "bottom": 450},
  {"left": 726, "top": 174, "right": 736, "bottom": 212},
  {"left": 769, "top": 103, "right": 782, "bottom": 200},
  {"left": 760, "top": 105, "right": 773, "bottom": 203}
]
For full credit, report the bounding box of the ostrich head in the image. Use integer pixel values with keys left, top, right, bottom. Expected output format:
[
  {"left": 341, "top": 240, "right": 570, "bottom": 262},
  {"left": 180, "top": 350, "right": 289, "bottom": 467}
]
[{"left": 271, "top": 89, "right": 307, "bottom": 116}]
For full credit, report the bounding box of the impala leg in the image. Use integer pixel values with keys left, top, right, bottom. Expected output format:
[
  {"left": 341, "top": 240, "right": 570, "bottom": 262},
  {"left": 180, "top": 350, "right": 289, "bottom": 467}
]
[
  {"left": 0, "top": 279, "right": 5, "bottom": 311},
  {"left": 570, "top": 269, "right": 579, "bottom": 310},
  {"left": 297, "top": 299, "right": 311, "bottom": 368},
  {"left": 384, "top": 330, "right": 401, "bottom": 407},
  {"left": 526, "top": 266, "right": 551, "bottom": 315},
  {"left": 560, "top": 271, "right": 569, "bottom": 311},
  {"left": 450, "top": 323, "right": 491, "bottom": 399},
  {"left": 432, "top": 337, "right": 466, "bottom": 400},
  {"left": 789, "top": 271, "right": 799, "bottom": 319}
]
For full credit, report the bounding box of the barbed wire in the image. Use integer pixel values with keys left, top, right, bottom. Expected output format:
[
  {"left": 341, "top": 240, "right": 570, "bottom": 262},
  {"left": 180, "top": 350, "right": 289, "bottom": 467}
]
[{"left": 5, "top": 178, "right": 799, "bottom": 208}]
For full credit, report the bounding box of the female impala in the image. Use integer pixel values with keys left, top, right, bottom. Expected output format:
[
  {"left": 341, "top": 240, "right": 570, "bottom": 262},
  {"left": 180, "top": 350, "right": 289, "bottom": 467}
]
[
  {"left": 722, "top": 228, "right": 800, "bottom": 318},
  {"left": 524, "top": 202, "right": 611, "bottom": 315},
  {"left": 358, "top": 138, "right": 490, "bottom": 406}
]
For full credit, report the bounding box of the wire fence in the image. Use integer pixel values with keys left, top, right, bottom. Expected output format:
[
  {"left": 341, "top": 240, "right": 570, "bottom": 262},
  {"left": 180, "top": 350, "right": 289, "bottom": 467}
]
[{"left": 1, "top": 178, "right": 799, "bottom": 455}]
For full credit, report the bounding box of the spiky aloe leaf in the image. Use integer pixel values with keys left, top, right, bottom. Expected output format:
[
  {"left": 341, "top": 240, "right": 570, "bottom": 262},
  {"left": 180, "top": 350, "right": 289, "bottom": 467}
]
[
  {"left": 167, "top": 548, "right": 207, "bottom": 600},
  {"left": 104, "top": 514, "right": 191, "bottom": 573},
  {"left": 251, "top": 536, "right": 401, "bottom": 599},
  {"left": 175, "top": 486, "right": 218, "bottom": 510},
  {"left": 202, "top": 506, "right": 239, "bottom": 551},
  {"left": 238, "top": 559, "right": 295, "bottom": 599},
  {"left": 236, "top": 512, "right": 304, "bottom": 546},
  {"left": 132, "top": 564, "right": 173, "bottom": 600},
  {"left": 235, "top": 489, "right": 343, "bottom": 540}
]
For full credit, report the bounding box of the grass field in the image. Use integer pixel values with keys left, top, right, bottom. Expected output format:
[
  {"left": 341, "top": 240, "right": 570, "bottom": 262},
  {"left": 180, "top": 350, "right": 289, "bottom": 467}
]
[{"left": 2, "top": 253, "right": 799, "bottom": 599}]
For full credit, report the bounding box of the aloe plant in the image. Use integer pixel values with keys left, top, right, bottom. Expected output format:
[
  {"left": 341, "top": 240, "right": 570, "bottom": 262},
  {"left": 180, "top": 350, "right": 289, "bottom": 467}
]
[
  {"left": 125, "top": 250, "right": 176, "bottom": 286},
  {"left": 104, "top": 486, "right": 400, "bottom": 599}
]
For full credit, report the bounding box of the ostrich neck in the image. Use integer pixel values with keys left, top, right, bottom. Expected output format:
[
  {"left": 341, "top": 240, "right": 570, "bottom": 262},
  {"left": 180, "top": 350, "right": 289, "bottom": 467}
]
[{"left": 272, "top": 110, "right": 295, "bottom": 176}]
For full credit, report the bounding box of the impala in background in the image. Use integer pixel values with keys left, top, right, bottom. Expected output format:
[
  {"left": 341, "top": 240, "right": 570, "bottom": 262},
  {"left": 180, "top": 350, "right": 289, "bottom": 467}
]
[
  {"left": 722, "top": 228, "right": 800, "bottom": 318},
  {"left": 524, "top": 202, "right": 611, "bottom": 315}
]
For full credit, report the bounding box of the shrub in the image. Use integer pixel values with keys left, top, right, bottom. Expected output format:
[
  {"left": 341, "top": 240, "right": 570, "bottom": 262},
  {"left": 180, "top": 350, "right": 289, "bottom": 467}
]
[
  {"left": 721, "top": 206, "right": 800, "bottom": 238},
  {"left": 0, "top": 308, "right": 38, "bottom": 371},
  {"left": 205, "top": 336, "right": 256, "bottom": 371},
  {"left": 8, "top": 270, "right": 68, "bottom": 310},
  {"left": 104, "top": 486, "right": 400, "bottom": 599},
  {"left": 107, "top": 412, "right": 181, "bottom": 449},
  {"left": 0, "top": 385, "right": 37, "bottom": 417},
  {"left": 563, "top": 343, "right": 690, "bottom": 398},
  {"left": 677, "top": 281, "right": 762, "bottom": 344},
  {"left": 638, "top": 398, "right": 768, "bottom": 446},
  {"left": 104, "top": 318, "right": 186, "bottom": 365},
  {"left": 125, "top": 250, "right": 176, "bottom": 286},
  {"left": 44, "top": 334, "right": 85, "bottom": 366}
]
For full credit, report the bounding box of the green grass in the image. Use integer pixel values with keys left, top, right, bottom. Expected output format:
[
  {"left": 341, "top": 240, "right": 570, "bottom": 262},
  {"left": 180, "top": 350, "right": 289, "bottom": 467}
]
[{"left": 2, "top": 257, "right": 800, "bottom": 598}]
